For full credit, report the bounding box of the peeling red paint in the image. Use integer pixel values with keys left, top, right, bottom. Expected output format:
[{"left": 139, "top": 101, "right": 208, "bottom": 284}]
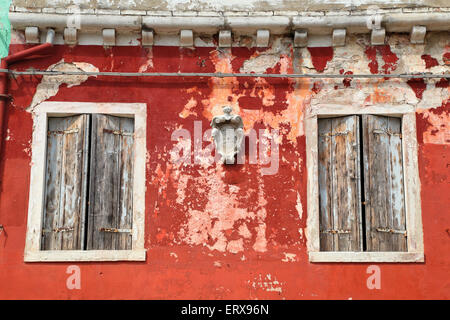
[
  {"left": 443, "top": 52, "right": 450, "bottom": 66},
  {"left": 311, "top": 81, "right": 323, "bottom": 94},
  {"left": 340, "top": 69, "right": 353, "bottom": 88},
  {"left": 416, "top": 100, "right": 450, "bottom": 144},
  {"left": 421, "top": 54, "right": 439, "bottom": 69},
  {"left": 238, "top": 96, "right": 264, "bottom": 109},
  {"left": 407, "top": 78, "right": 427, "bottom": 99},
  {"left": 378, "top": 45, "right": 399, "bottom": 73},
  {"left": 364, "top": 45, "right": 398, "bottom": 74},
  {"left": 307, "top": 47, "right": 333, "bottom": 73},
  {"left": 435, "top": 78, "right": 449, "bottom": 88},
  {"left": 365, "top": 46, "right": 378, "bottom": 74}
]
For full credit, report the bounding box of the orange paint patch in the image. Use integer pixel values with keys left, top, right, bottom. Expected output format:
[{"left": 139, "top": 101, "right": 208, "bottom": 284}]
[
  {"left": 194, "top": 50, "right": 309, "bottom": 144},
  {"left": 179, "top": 97, "right": 198, "bottom": 118},
  {"left": 203, "top": 50, "right": 240, "bottom": 120},
  {"left": 239, "top": 79, "right": 308, "bottom": 142},
  {"left": 138, "top": 48, "right": 154, "bottom": 73},
  {"left": 417, "top": 106, "right": 450, "bottom": 145},
  {"left": 254, "top": 78, "right": 275, "bottom": 107},
  {"left": 364, "top": 81, "right": 393, "bottom": 104}
]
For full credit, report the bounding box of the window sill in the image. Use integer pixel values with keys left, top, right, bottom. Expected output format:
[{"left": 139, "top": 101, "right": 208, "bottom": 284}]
[
  {"left": 309, "top": 251, "right": 424, "bottom": 263},
  {"left": 24, "top": 249, "right": 147, "bottom": 262}
]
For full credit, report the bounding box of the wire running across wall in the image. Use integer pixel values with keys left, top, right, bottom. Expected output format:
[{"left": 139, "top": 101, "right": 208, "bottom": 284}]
[{"left": 0, "top": 68, "right": 449, "bottom": 79}]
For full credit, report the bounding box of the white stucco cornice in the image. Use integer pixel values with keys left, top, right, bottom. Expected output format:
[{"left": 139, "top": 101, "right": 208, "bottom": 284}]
[{"left": 8, "top": 8, "right": 450, "bottom": 47}]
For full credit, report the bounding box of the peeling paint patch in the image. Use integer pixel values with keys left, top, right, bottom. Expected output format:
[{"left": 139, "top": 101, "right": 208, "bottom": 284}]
[
  {"left": 365, "top": 82, "right": 394, "bottom": 104},
  {"left": 202, "top": 49, "right": 240, "bottom": 121},
  {"left": 443, "top": 52, "right": 450, "bottom": 66},
  {"left": 27, "top": 60, "right": 98, "bottom": 112},
  {"left": 138, "top": 48, "right": 154, "bottom": 72},
  {"left": 238, "top": 223, "right": 252, "bottom": 239},
  {"left": 407, "top": 78, "right": 427, "bottom": 99},
  {"left": 175, "top": 174, "right": 189, "bottom": 205},
  {"left": 417, "top": 101, "right": 450, "bottom": 145},
  {"left": 364, "top": 45, "right": 398, "bottom": 74},
  {"left": 178, "top": 166, "right": 268, "bottom": 254},
  {"left": 435, "top": 78, "right": 449, "bottom": 89},
  {"left": 179, "top": 97, "right": 198, "bottom": 118},
  {"left": 199, "top": 48, "right": 308, "bottom": 144},
  {"left": 421, "top": 54, "right": 439, "bottom": 69},
  {"left": 295, "top": 191, "right": 303, "bottom": 220},
  {"left": 340, "top": 69, "right": 353, "bottom": 87},
  {"left": 252, "top": 220, "right": 267, "bottom": 252},
  {"left": 298, "top": 228, "right": 304, "bottom": 241},
  {"left": 5, "top": 129, "right": 12, "bottom": 141},
  {"left": 248, "top": 274, "right": 283, "bottom": 293},
  {"left": 227, "top": 238, "right": 244, "bottom": 253},
  {"left": 281, "top": 253, "right": 297, "bottom": 262},
  {"left": 22, "top": 140, "right": 31, "bottom": 157},
  {"left": 307, "top": 47, "right": 333, "bottom": 73},
  {"left": 240, "top": 54, "right": 281, "bottom": 74}
]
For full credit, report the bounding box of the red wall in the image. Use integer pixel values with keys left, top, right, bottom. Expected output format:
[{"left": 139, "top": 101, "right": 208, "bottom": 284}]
[{"left": 0, "top": 43, "right": 448, "bottom": 299}]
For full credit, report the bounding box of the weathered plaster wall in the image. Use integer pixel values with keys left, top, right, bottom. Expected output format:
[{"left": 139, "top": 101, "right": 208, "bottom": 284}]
[{"left": 0, "top": 31, "right": 449, "bottom": 299}]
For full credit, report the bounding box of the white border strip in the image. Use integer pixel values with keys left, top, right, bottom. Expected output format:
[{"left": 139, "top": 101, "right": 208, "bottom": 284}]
[
  {"left": 309, "top": 252, "right": 424, "bottom": 263},
  {"left": 25, "top": 249, "right": 147, "bottom": 262}
]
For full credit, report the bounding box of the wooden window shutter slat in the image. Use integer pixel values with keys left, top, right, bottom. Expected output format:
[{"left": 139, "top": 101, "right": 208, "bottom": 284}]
[
  {"left": 362, "top": 115, "right": 407, "bottom": 252},
  {"left": 87, "top": 114, "right": 135, "bottom": 250},
  {"left": 318, "top": 116, "right": 362, "bottom": 251},
  {"left": 41, "top": 115, "right": 90, "bottom": 250}
]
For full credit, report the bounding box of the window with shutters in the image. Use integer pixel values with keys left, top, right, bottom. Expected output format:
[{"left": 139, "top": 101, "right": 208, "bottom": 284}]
[
  {"left": 25, "top": 102, "right": 147, "bottom": 262},
  {"left": 306, "top": 105, "right": 424, "bottom": 263}
]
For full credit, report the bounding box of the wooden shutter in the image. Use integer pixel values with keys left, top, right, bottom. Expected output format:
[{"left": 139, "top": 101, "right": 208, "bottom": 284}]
[
  {"left": 318, "top": 116, "right": 362, "bottom": 251},
  {"left": 42, "top": 115, "right": 90, "bottom": 250},
  {"left": 87, "top": 114, "right": 134, "bottom": 250},
  {"left": 362, "top": 115, "right": 407, "bottom": 251}
]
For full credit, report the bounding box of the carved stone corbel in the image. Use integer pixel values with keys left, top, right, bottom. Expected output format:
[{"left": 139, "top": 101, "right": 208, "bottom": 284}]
[{"left": 211, "top": 106, "right": 244, "bottom": 164}]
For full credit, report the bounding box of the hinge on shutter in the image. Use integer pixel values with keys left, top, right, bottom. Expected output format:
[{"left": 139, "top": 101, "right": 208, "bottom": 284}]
[
  {"left": 103, "top": 129, "right": 133, "bottom": 136},
  {"left": 48, "top": 129, "right": 79, "bottom": 135},
  {"left": 376, "top": 228, "right": 407, "bottom": 236},
  {"left": 320, "top": 131, "right": 350, "bottom": 137},
  {"left": 372, "top": 129, "right": 402, "bottom": 138},
  {"left": 99, "top": 227, "right": 132, "bottom": 233},
  {"left": 42, "top": 226, "right": 74, "bottom": 234},
  {"left": 321, "top": 229, "right": 351, "bottom": 234}
]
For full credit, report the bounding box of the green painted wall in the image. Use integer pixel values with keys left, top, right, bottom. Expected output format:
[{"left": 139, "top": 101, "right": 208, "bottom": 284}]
[{"left": 0, "top": 0, "right": 11, "bottom": 58}]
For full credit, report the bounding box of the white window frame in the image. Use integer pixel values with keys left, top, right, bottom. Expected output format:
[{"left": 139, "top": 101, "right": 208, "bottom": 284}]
[
  {"left": 24, "top": 102, "right": 147, "bottom": 262},
  {"left": 305, "top": 104, "right": 424, "bottom": 263}
]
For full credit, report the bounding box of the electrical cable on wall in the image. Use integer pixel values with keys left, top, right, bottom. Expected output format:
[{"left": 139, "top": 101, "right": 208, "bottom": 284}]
[{"left": 0, "top": 69, "right": 448, "bottom": 79}]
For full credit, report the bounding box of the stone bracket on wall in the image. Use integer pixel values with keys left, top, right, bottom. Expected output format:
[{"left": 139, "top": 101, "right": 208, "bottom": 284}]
[{"left": 9, "top": 10, "right": 450, "bottom": 47}]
